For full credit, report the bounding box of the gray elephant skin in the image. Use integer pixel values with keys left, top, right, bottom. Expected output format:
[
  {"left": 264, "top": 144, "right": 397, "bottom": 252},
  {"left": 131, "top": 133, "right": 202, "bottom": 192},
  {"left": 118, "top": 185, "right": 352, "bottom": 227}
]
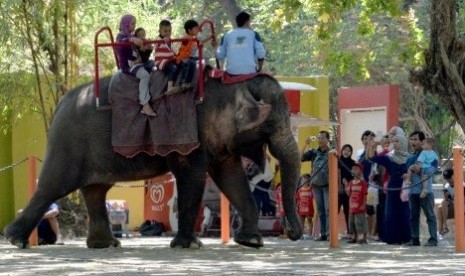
[{"left": 4, "top": 74, "right": 303, "bottom": 249}]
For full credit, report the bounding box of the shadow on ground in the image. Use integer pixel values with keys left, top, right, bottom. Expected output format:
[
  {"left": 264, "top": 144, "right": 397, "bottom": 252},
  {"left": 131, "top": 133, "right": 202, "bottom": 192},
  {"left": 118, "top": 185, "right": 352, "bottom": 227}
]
[{"left": 1, "top": 235, "right": 464, "bottom": 275}]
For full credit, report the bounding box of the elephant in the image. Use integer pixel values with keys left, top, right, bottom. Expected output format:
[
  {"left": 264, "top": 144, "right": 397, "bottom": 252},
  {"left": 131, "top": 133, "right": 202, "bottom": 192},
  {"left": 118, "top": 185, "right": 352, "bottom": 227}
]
[{"left": 4, "top": 72, "right": 303, "bottom": 249}]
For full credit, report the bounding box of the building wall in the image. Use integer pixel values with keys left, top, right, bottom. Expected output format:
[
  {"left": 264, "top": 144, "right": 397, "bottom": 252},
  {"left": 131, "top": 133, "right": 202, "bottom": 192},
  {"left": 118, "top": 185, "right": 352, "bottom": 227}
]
[
  {"left": 0, "top": 126, "right": 13, "bottom": 230},
  {"left": 276, "top": 75, "right": 330, "bottom": 175},
  {"left": 11, "top": 114, "right": 46, "bottom": 214}
]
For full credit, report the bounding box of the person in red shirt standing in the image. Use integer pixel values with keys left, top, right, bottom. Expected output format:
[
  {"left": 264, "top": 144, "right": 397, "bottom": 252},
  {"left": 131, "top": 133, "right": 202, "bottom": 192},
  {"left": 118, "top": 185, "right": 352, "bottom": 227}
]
[
  {"left": 296, "top": 174, "right": 314, "bottom": 239},
  {"left": 275, "top": 183, "right": 288, "bottom": 238},
  {"left": 347, "top": 163, "right": 369, "bottom": 244}
]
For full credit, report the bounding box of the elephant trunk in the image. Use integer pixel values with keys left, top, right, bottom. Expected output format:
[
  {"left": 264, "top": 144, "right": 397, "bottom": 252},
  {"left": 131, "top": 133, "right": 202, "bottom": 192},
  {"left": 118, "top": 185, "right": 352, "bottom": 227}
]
[{"left": 269, "top": 131, "right": 303, "bottom": 241}]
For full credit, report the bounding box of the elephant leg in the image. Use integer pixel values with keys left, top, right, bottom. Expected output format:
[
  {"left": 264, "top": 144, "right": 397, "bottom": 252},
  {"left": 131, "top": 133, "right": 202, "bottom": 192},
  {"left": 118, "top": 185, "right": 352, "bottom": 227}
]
[
  {"left": 209, "top": 156, "right": 263, "bottom": 248},
  {"left": 167, "top": 151, "right": 206, "bottom": 249},
  {"left": 80, "top": 183, "right": 120, "bottom": 248},
  {"left": 4, "top": 168, "right": 79, "bottom": 248},
  {"left": 4, "top": 190, "right": 63, "bottom": 248}
]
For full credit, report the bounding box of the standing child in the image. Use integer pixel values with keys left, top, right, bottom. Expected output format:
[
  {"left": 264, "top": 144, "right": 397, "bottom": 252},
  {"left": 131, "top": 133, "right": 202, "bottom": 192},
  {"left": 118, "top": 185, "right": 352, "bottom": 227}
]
[
  {"left": 295, "top": 174, "right": 314, "bottom": 239},
  {"left": 404, "top": 137, "right": 439, "bottom": 198},
  {"left": 176, "top": 19, "right": 215, "bottom": 90},
  {"left": 275, "top": 183, "right": 287, "bottom": 238},
  {"left": 115, "top": 14, "right": 157, "bottom": 116},
  {"left": 154, "top": 20, "right": 181, "bottom": 95},
  {"left": 347, "top": 163, "right": 369, "bottom": 244},
  {"left": 134, "top": 27, "right": 155, "bottom": 73}
]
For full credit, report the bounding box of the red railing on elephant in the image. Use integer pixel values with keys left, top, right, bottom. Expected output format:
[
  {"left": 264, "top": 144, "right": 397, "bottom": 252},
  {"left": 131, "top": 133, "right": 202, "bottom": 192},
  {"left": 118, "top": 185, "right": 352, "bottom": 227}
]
[
  {"left": 93, "top": 20, "right": 218, "bottom": 107},
  {"left": 199, "top": 19, "right": 220, "bottom": 69},
  {"left": 94, "top": 26, "right": 118, "bottom": 107}
]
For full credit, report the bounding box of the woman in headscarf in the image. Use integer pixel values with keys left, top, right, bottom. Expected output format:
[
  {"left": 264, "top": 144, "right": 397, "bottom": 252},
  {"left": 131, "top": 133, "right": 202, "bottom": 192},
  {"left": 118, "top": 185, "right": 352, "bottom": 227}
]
[
  {"left": 366, "top": 134, "right": 411, "bottom": 244},
  {"left": 338, "top": 144, "right": 355, "bottom": 238}
]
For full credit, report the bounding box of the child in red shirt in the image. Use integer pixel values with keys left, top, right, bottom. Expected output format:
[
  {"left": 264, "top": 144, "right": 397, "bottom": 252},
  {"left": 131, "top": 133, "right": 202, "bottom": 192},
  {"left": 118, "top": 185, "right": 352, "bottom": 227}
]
[
  {"left": 295, "top": 174, "right": 314, "bottom": 239},
  {"left": 275, "top": 183, "right": 288, "bottom": 238},
  {"left": 347, "top": 163, "right": 369, "bottom": 244}
]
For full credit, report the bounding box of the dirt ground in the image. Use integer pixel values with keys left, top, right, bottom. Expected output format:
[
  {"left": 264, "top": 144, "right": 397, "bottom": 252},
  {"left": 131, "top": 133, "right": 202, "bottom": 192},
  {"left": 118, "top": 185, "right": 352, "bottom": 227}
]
[{"left": 1, "top": 233, "right": 465, "bottom": 275}]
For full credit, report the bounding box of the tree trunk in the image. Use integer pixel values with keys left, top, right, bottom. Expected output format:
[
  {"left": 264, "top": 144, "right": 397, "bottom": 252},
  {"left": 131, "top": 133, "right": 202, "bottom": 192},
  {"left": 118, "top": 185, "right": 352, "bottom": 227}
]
[
  {"left": 411, "top": 0, "right": 465, "bottom": 131},
  {"left": 217, "top": 0, "right": 241, "bottom": 26}
]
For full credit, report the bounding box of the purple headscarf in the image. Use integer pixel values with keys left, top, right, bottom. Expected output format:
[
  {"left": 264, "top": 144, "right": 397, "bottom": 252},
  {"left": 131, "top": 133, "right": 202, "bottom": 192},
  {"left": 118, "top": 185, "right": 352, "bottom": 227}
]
[{"left": 119, "top": 14, "right": 136, "bottom": 35}]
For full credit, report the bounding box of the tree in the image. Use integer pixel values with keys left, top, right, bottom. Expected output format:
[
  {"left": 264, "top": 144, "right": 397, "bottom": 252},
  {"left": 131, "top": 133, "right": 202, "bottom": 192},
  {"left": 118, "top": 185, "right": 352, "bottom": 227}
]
[
  {"left": 271, "top": 0, "right": 458, "bottom": 154},
  {"left": 411, "top": 0, "right": 465, "bottom": 132},
  {"left": 1, "top": 0, "right": 460, "bottom": 150},
  {"left": 0, "top": 1, "right": 82, "bottom": 133}
]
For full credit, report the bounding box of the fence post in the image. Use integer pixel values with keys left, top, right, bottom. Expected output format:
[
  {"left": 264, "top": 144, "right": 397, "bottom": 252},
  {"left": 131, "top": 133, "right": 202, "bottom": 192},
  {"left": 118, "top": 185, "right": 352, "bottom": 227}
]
[
  {"left": 453, "top": 146, "right": 465, "bottom": 252},
  {"left": 28, "top": 156, "right": 38, "bottom": 247},
  {"left": 329, "top": 151, "right": 339, "bottom": 248},
  {"left": 220, "top": 193, "right": 230, "bottom": 244}
]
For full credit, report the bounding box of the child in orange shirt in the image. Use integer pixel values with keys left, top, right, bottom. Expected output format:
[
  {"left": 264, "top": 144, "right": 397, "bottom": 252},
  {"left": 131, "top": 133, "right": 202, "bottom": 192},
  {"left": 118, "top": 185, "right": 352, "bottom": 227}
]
[{"left": 176, "top": 19, "right": 215, "bottom": 90}]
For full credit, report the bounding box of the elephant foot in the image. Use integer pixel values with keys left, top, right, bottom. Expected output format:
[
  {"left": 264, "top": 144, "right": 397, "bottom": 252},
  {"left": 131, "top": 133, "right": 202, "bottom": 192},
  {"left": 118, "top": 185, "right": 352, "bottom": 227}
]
[
  {"left": 287, "top": 228, "right": 303, "bottom": 241},
  {"left": 234, "top": 230, "right": 263, "bottom": 248},
  {"left": 3, "top": 225, "right": 30, "bottom": 249},
  {"left": 170, "top": 234, "right": 203, "bottom": 249},
  {"left": 86, "top": 236, "right": 121, "bottom": 248}
]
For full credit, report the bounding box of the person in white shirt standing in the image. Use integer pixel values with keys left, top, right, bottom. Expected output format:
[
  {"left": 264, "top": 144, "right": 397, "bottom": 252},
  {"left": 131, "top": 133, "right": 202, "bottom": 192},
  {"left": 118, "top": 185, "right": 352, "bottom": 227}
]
[{"left": 216, "top": 11, "right": 266, "bottom": 75}]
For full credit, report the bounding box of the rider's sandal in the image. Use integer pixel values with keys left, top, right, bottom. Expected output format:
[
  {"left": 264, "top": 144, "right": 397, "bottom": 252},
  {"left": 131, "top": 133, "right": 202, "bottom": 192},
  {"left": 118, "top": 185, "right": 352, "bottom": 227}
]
[{"left": 165, "top": 86, "right": 182, "bottom": 95}]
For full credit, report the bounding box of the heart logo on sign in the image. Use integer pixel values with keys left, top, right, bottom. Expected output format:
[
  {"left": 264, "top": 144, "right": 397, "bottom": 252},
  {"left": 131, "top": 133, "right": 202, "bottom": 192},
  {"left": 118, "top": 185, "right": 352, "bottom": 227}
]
[{"left": 150, "top": 184, "right": 165, "bottom": 204}]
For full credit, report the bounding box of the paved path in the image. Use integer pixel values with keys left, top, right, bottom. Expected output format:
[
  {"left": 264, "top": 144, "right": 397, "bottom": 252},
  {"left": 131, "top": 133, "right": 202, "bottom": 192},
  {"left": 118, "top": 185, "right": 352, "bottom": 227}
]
[{"left": 1, "top": 235, "right": 464, "bottom": 275}]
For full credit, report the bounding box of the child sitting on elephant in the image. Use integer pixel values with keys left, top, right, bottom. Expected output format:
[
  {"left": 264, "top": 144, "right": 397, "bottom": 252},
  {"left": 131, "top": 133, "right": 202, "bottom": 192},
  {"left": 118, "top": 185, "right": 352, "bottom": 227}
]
[
  {"left": 175, "top": 19, "right": 216, "bottom": 92},
  {"left": 134, "top": 27, "right": 155, "bottom": 73},
  {"left": 154, "top": 19, "right": 180, "bottom": 95}
]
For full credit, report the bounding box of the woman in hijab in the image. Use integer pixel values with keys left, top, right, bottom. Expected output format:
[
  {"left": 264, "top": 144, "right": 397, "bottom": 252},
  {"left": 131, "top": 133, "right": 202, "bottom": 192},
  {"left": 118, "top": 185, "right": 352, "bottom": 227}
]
[
  {"left": 338, "top": 144, "right": 356, "bottom": 238},
  {"left": 366, "top": 134, "right": 411, "bottom": 244}
]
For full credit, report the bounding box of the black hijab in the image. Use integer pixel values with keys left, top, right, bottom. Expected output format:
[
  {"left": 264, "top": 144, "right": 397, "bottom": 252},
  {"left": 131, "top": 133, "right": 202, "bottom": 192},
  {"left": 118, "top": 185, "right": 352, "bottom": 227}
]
[{"left": 339, "top": 144, "right": 355, "bottom": 182}]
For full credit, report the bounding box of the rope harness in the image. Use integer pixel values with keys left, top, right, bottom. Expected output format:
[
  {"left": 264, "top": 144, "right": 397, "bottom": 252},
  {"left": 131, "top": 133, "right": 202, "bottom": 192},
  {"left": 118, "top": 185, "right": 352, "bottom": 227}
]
[{"left": 0, "top": 152, "right": 455, "bottom": 194}]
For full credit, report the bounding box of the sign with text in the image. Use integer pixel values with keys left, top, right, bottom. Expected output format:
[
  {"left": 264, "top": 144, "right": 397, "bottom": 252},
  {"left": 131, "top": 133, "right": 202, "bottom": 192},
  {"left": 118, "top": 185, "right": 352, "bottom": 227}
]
[{"left": 144, "top": 173, "right": 177, "bottom": 232}]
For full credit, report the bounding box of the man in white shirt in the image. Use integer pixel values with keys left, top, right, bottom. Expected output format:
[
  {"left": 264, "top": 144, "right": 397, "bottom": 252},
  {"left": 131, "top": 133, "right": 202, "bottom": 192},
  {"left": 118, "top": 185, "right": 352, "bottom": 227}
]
[{"left": 216, "top": 11, "right": 266, "bottom": 75}]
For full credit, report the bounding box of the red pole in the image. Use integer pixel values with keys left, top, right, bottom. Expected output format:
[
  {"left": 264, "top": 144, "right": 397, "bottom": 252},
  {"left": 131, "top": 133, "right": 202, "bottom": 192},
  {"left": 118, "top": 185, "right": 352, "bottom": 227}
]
[
  {"left": 28, "top": 156, "right": 38, "bottom": 247},
  {"left": 94, "top": 37, "right": 100, "bottom": 107},
  {"left": 329, "top": 151, "right": 339, "bottom": 248},
  {"left": 199, "top": 19, "right": 220, "bottom": 69},
  {"left": 93, "top": 26, "right": 118, "bottom": 107},
  {"left": 220, "top": 193, "right": 230, "bottom": 244},
  {"left": 197, "top": 41, "right": 204, "bottom": 101},
  {"left": 453, "top": 146, "right": 465, "bottom": 252}
]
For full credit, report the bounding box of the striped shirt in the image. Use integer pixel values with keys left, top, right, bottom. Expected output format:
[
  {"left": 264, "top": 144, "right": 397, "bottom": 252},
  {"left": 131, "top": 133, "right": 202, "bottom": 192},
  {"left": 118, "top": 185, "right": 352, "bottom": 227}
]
[{"left": 154, "top": 35, "right": 176, "bottom": 71}]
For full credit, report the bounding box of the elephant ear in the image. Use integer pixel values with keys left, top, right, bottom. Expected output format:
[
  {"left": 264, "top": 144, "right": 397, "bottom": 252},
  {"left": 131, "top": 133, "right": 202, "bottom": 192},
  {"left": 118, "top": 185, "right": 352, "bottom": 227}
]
[{"left": 235, "top": 89, "right": 272, "bottom": 132}]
